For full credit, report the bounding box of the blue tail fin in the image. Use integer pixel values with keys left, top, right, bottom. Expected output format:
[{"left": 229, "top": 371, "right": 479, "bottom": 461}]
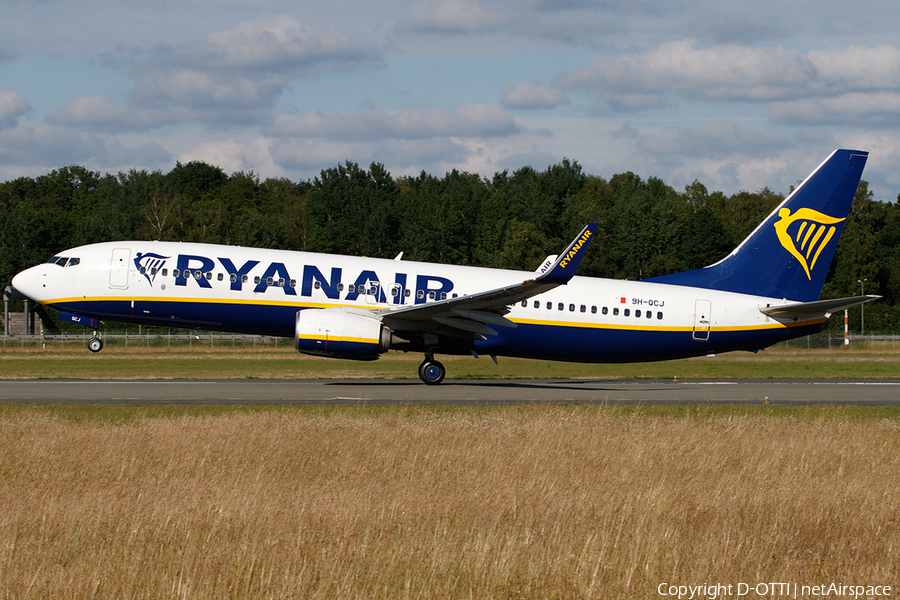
[{"left": 645, "top": 149, "right": 868, "bottom": 302}]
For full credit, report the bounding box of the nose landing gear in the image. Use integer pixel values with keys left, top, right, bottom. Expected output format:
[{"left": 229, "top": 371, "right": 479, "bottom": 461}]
[{"left": 88, "top": 331, "right": 103, "bottom": 353}]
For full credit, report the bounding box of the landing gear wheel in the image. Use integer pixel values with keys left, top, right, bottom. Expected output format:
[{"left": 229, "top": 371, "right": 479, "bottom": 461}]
[
  {"left": 88, "top": 337, "right": 103, "bottom": 353},
  {"left": 418, "top": 360, "right": 446, "bottom": 385}
]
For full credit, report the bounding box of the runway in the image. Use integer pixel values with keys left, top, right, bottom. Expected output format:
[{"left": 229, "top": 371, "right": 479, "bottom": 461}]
[{"left": 1, "top": 379, "right": 899, "bottom": 405}]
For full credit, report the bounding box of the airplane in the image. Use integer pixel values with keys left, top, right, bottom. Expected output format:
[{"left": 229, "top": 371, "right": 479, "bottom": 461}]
[{"left": 11, "top": 149, "right": 880, "bottom": 384}]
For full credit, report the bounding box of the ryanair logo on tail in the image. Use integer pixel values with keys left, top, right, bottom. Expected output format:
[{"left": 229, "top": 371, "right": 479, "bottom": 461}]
[{"left": 773, "top": 208, "right": 845, "bottom": 280}]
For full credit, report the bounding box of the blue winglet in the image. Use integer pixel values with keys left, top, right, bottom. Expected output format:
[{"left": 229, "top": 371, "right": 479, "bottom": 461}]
[{"left": 539, "top": 223, "right": 598, "bottom": 284}]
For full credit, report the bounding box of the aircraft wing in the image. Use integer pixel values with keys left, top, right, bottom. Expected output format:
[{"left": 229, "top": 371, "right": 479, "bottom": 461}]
[
  {"left": 379, "top": 223, "right": 598, "bottom": 337},
  {"left": 760, "top": 295, "right": 881, "bottom": 318}
]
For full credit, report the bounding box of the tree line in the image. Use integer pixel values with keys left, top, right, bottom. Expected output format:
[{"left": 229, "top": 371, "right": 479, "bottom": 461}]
[{"left": 2, "top": 159, "right": 899, "bottom": 332}]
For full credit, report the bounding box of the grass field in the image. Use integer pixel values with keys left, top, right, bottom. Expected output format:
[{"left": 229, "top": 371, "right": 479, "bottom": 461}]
[
  {"left": 0, "top": 404, "right": 897, "bottom": 599},
  {"left": 1, "top": 346, "right": 898, "bottom": 598},
  {"left": 1, "top": 343, "right": 900, "bottom": 380}
]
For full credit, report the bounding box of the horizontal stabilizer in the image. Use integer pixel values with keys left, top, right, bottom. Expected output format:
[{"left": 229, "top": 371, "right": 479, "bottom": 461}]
[{"left": 760, "top": 295, "right": 881, "bottom": 318}]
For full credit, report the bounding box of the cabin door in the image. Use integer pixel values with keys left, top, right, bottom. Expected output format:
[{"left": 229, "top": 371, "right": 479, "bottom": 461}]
[{"left": 692, "top": 299, "right": 712, "bottom": 341}]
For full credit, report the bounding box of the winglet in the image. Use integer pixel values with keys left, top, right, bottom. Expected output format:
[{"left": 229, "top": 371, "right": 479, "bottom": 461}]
[{"left": 538, "top": 223, "right": 598, "bottom": 284}]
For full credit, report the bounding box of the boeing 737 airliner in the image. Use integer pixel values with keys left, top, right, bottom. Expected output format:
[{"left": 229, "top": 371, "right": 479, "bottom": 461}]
[{"left": 12, "top": 149, "right": 879, "bottom": 384}]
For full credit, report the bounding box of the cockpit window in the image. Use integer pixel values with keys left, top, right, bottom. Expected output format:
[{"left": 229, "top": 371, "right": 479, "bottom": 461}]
[{"left": 44, "top": 256, "right": 80, "bottom": 267}]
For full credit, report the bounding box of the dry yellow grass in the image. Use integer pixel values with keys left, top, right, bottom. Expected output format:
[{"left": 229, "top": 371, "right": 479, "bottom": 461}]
[{"left": 1, "top": 407, "right": 898, "bottom": 598}]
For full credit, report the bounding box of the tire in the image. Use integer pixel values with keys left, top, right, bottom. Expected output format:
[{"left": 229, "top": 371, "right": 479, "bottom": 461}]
[
  {"left": 418, "top": 360, "right": 446, "bottom": 385},
  {"left": 88, "top": 337, "right": 103, "bottom": 353}
]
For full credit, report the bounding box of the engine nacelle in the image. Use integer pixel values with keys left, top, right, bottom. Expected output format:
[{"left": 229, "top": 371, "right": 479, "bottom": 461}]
[{"left": 295, "top": 308, "right": 391, "bottom": 359}]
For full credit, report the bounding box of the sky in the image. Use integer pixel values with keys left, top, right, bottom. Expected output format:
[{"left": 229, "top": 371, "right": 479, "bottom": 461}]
[{"left": 2, "top": 0, "right": 900, "bottom": 199}]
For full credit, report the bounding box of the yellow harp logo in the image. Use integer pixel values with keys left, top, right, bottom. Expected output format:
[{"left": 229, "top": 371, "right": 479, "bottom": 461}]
[{"left": 773, "top": 207, "right": 845, "bottom": 280}]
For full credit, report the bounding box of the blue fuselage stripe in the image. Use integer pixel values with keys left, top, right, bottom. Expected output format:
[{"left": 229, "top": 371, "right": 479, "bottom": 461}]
[{"left": 49, "top": 298, "right": 818, "bottom": 362}]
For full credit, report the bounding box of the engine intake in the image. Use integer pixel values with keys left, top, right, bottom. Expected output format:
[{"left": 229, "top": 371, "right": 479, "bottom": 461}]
[{"left": 295, "top": 308, "right": 391, "bottom": 359}]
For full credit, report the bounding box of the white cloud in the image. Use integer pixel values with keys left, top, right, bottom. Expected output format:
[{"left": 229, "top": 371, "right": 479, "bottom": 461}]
[
  {"left": 45, "top": 95, "right": 178, "bottom": 133},
  {"left": 178, "top": 138, "right": 251, "bottom": 174},
  {"left": 557, "top": 41, "right": 818, "bottom": 111},
  {"left": 402, "top": 0, "right": 511, "bottom": 34},
  {"left": 500, "top": 81, "right": 569, "bottom": 110},
  {"left": 770, "top": 92, "right": 900, "bottom": 127},
  {"left": 0, "top": 122, "right": 170, "bottom": 173},
  {"left": 121, "top": 16, "right": 382, "bottom": 126},
  {"left": 271, "top": 104, "right": 519, "bottom": 141},
  {"left": 0, "top": 89, "right": 31, "bottom": 130},
  {"left": 200, "top": 16, "right": 379, "bottom": 73},
  {"left": 807, "top": 45, "right": 900, "bottom": 90}
]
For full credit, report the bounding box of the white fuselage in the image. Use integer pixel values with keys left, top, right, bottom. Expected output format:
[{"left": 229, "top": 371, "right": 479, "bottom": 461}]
[{"left": 13, "top": 240, "right": 820, "bottom": 363}]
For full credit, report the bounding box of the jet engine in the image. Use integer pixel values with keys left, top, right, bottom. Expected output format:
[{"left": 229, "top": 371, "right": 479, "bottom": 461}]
[{"left": 295, "top": 308, "right": 391, "bottom": 360}]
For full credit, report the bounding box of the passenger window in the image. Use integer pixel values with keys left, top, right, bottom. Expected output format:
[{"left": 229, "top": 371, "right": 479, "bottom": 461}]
[
  {"left": 417, "top": 290, "right": 425, "bottom": 299},
  {"left": 407, "top": 289, "right": 413, "bottom": 297},
  {"left": 348, "top": 284, "right": 355, "bottom": 293},
  {"left": 521, "top": 300, "right": 527, "bottom": 307},
  {"left": 205, "top": 272, "right": 212, "bottom": 280},
  {"left": 173, "top": 269, "right": 180, "bottom": 278},
  {"left": 254, "top": 276, "right": 261, "bottom": 284},
  {"left": 452, "top": 293, "right": 458, "bottom": 298},
  {"left": 635, "top": 310, "right": 641, "bottom": 318},
  {"left": 647, "top": 311, "right": 652, "bottom": 319},
  {"left": 290, "top": 279, "right": 296, "bottom": 288},
  {"left": 230, "top": 274, "right": 237, "bottom": 283},
  {"left": 569, "top": 304, "right": 575, "bottom": 312},
  {"left": 624, "top": 309, "right": 630, "bottom": 317},
  {"left": 391, "top": 287, "right": 400, "bottom": 297},
  {"left": 337, "top": 283, "right": 344, "bottom": 291},
  {"left": 428, "top": 291, "right": 436, "bottom": 300},
  {"left": 140, "top": 266, "right": 146, "bottom": 274},
  {"left": 217, "top": 273, "right": 223, "bottom": 281},
  {"left": 314, "top": 281, "right": 321, "bottom": 289},
  {"left": 194, "top": 271, "right": 202, "bottom": 280},
  {"left": 441, "top": 292, "right": 447, "bottom": 300},
  {"left": 613, "top": 308, "right": 619, "bottom": 316},
  {"left": 591, "top": 306, "right": 597, "bottom": 314},
  {"left": 162, "top": 269, "right": 168, "bottom": 277},
  {"left": 602, "top": 307, "right": 608, "bottom": 315},
  {"left": 278, "top": 278, "right": 285, "bottom": 287},
  {"left": 266, "top": 277, "right": 273, "bottom": 286},
  {"left": 657, "top": 312, "right": 663, "bottom": 319},
  {"left": 546, "top": 302, "right": 552, "bottom": 310},
  {"left": 241, "top": 275, "right": 248, "bottom": 283},
  {"left": 534, "top": 301, "right": 539, "bottom": 309},
  {"left": 580, "top": 305, "right": 586, "bottom": 313},
  {"left": 558, "top": 303, "right": 564, "bottom": 311}
]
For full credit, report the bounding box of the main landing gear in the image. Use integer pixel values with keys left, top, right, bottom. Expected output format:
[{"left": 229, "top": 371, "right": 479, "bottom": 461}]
[{"left": 418, "top": 351, "right": 445, "bottom": 385}]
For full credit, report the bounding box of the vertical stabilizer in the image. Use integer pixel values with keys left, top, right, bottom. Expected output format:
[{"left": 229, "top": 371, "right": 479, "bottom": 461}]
[{"left": 645, "top": 149, "right": 868, "bottom": 301}]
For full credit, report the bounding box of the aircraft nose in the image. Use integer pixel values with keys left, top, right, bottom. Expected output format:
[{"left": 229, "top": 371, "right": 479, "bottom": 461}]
[{"left": 11, "top": 266, "right": 42, "bottom": 301}]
